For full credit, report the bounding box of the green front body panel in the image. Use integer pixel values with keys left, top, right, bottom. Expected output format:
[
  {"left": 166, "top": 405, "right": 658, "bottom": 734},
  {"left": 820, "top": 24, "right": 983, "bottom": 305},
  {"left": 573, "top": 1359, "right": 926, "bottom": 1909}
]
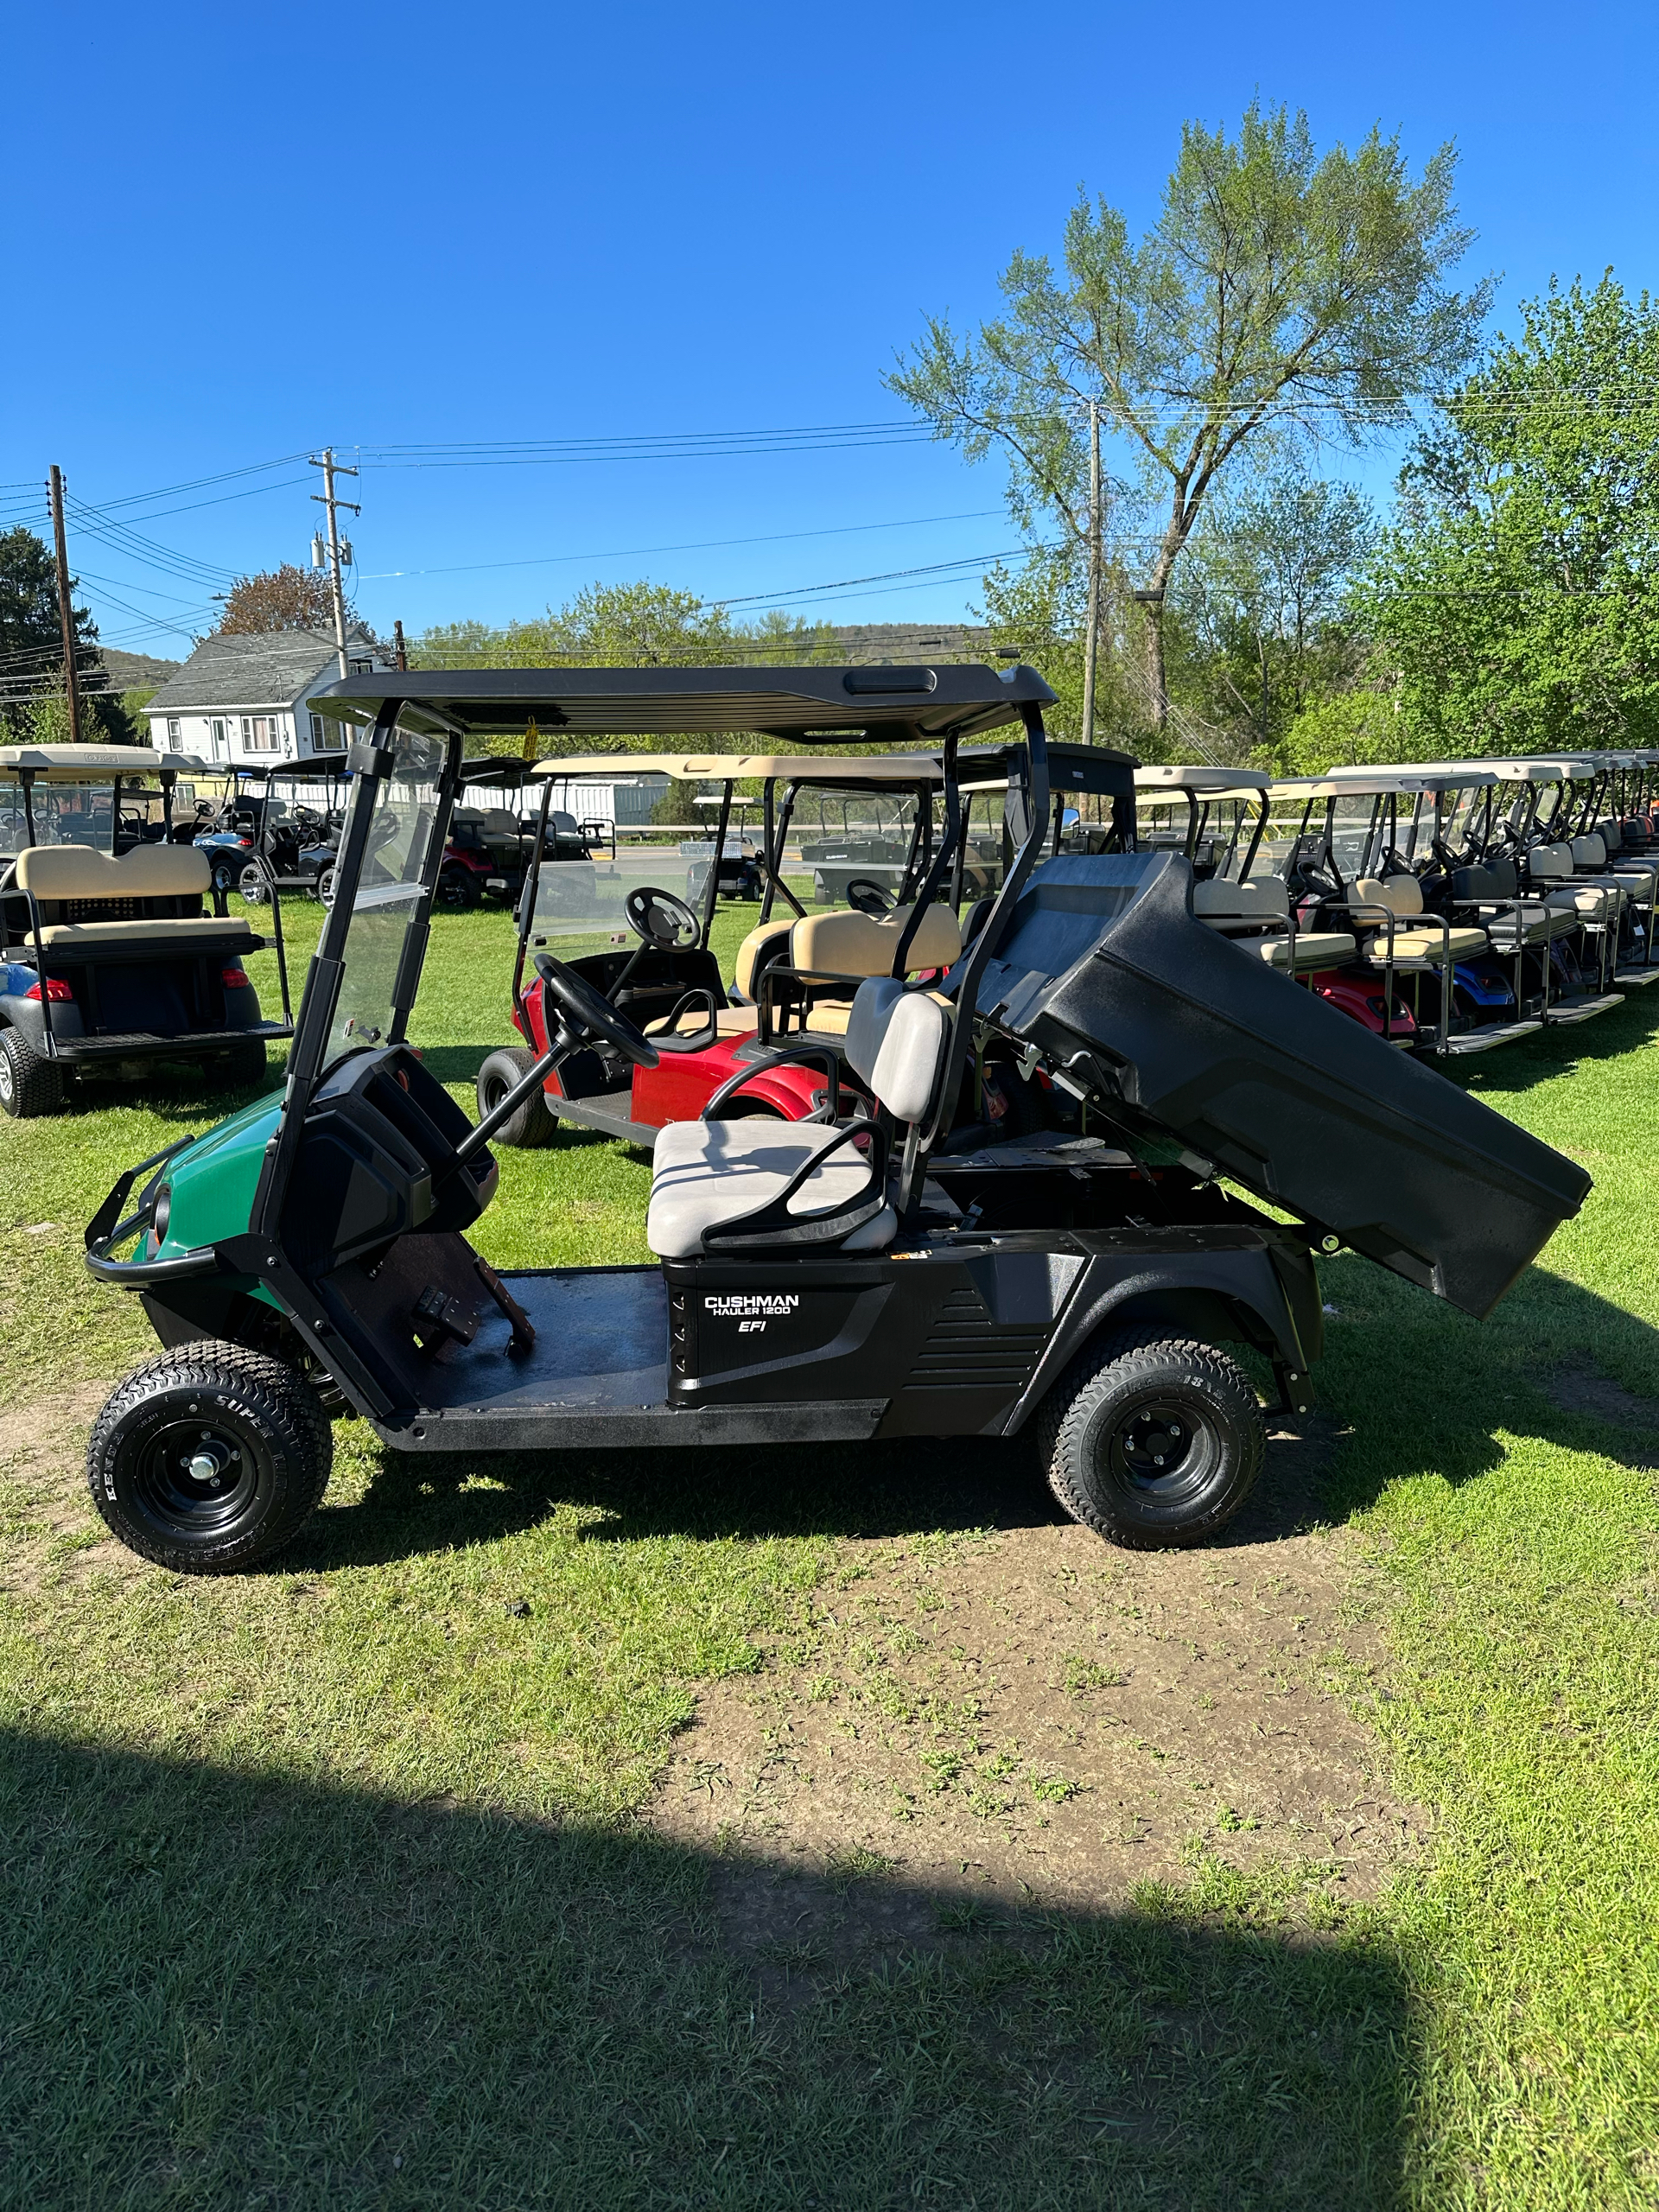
[{"left": 156, "top": 1091, "right": 283, "bottom": 1308}]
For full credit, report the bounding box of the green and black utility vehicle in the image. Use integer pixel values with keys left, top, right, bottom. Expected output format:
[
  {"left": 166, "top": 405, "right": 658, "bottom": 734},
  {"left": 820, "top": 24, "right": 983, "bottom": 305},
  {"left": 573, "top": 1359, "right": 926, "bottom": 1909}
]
[{"left": 81, "top": 667, "right": 1588, "bottom": 1573}]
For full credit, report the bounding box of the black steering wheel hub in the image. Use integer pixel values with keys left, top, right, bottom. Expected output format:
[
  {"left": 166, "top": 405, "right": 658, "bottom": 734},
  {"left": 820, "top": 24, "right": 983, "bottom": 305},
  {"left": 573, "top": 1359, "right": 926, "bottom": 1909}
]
[
  {"left": 625, "top": 884, "right": 701, "bottom": 948},
  {"left": 534, "top": 953, "right": 659, "bottom": 1068}
]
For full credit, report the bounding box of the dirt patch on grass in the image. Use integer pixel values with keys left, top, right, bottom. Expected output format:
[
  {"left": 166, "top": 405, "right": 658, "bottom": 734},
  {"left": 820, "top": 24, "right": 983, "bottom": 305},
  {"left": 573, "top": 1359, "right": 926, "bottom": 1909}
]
[
  {"left": 646, "top": 1415, "right": 1425, "bottom": 1912},
  {"left": 1544, "top": 1364, "right": 1659, "bottom": 1461},
  {"left": 0, "top": 1378, "right": 121, "bottom": 1592}
]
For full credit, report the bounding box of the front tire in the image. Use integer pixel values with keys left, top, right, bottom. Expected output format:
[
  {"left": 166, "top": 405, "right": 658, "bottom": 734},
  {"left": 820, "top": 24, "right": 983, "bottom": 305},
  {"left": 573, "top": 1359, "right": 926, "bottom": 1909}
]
[
  {"left": 86, "top": 1342, "right": 334, "bottom": 1573},
  {"left": 238, "top": 862, "right": 271, "bottom": 906},
  {"left": 475, "top": 1046, "right": 557, "bottom": 1147},
  {"left": 0, "top": 1026, "right": 66, "bottom": 1118},
  {"left": 1037, "top": 1331, "right": 1266, "bottom": 1549}
]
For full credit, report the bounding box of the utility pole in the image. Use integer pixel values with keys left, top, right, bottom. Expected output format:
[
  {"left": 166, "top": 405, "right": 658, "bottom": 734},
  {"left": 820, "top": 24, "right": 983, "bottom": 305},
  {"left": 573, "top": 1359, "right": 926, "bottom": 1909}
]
[
  {"left": 47, "top": 466, "right": 83, "bottom": 744},
  {"left": 308, "top": 448, "right": 360, "bottom": 679},
  {"left": 393, "top": 620, "right": 408, "bottom": 671},
  {"left": 1080, "top": 400, "right": 1102, "bottom": 748}
]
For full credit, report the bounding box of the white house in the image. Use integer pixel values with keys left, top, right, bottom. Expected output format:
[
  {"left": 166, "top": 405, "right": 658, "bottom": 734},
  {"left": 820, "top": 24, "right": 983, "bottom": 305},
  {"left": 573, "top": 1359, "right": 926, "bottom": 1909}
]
[{"left": 143, "top": 629, "right": 393, "bottom": 766}]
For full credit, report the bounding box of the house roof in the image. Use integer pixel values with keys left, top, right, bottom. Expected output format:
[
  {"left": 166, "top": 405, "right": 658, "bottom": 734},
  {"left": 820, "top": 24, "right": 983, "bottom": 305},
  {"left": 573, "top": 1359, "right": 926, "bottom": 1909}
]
[{"left": 144, "top": 630, "right": 368, "bottom": 714}]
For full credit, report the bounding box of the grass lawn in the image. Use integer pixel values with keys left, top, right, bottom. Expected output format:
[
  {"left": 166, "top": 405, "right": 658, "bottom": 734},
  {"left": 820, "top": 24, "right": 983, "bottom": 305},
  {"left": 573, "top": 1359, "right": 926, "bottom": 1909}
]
[{"left": 1, "top": 899, "right": 1656, "bottom": 2209}]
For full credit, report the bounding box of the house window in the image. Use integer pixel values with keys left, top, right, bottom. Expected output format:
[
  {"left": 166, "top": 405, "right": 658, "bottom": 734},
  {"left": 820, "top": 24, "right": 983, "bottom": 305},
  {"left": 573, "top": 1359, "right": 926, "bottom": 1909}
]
[
  {"left": 347, "top": 656, "right": 372, "bottom": 676},
  {"left": 310, "top": 714, "right": 346, "bottom": 753},
  {"left": 240, "top": 715, "right": 281, "bottom": 753},
  {"left": 166, "top": 717, "right": 181, "bottom": 746}
]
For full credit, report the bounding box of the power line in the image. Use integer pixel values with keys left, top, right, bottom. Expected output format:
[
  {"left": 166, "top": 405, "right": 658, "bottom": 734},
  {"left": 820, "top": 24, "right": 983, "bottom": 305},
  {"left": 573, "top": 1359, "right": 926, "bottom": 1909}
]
[{"left": 360, "top": 507, "right": 1008, "bottom": 582}]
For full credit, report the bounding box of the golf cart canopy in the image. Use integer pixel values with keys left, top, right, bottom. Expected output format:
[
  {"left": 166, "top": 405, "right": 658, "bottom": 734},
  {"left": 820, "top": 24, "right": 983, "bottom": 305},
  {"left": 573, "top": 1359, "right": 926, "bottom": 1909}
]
[
  {"left": 1134, "top": 766, "right": 1271, "bottom": 792},
  {"left": 526, "top": 748, "right": 1015, "bottom": 790},
  {"left": 308, "top": 664, "right": 1056, "bottom": 743},
  {"left": 0, "top": 745, "right": 211, "bottom": 779}
]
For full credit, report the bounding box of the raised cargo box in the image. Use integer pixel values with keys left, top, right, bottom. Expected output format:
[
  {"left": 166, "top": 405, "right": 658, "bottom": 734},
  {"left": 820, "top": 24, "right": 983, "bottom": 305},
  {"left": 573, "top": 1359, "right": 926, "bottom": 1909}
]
[{"left": 973, "top": 852, "right": 1591, "bottom": 1318}]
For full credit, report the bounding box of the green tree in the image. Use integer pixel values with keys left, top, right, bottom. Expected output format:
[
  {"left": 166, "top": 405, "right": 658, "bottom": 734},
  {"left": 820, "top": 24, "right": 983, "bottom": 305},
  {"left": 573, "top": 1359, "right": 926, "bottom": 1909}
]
[
  {"left": 974, "top": 548, "right": 1148, "bottom": 749},
  {"left": 413, "top": 582, "right": 840, "bottom": 755},
  {"left": 1169, "top": 470, "right": 1377, "bottom": 749},
  {"left": 1361, "top": 272, "right": 1659, "bottom": 753},
  {"left": 0, "top": 525, "right": 127, "bottom": 740},
  {"left": 888, "top": 103, "right": 1488, "bottom": 731}
]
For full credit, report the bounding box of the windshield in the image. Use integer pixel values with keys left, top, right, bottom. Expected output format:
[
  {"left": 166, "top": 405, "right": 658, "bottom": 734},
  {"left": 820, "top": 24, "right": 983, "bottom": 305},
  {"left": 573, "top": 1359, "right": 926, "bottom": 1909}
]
[
  {"left": 324, "top": 722, "right": 448, "bottom": 1069},
  {"left": 531, "top": 840, "right": 708, "bottom": 957}
]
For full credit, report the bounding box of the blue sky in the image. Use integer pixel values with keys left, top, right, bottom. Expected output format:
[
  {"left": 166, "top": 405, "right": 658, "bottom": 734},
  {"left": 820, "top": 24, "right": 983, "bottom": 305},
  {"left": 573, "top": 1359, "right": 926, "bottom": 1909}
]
[{"left": 4, "top": 0, "right": 1655, "bottom": 658}]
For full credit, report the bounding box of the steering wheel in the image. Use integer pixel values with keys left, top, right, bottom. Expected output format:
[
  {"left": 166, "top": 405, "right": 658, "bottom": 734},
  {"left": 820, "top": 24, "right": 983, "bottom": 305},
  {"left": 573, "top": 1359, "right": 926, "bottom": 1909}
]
[
  {"left": 624, "top": 884, "right": 701, "bottom": 947},
  {"left": 534, "top": 953, "right": 659, "bottom": 1068},
  {"left": 844, "top": 877, "right": 894, "bottom": 915}
]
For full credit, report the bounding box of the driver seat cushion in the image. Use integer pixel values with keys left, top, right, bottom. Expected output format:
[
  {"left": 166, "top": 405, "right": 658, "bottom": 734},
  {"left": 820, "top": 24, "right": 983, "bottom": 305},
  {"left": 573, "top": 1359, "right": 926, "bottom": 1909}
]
[
  {"left": 644, "top": 976, "right": 952, "bottom": 1259},
  {"left": 647, "top": 1119, "right": 894, "bottom": 1259}
]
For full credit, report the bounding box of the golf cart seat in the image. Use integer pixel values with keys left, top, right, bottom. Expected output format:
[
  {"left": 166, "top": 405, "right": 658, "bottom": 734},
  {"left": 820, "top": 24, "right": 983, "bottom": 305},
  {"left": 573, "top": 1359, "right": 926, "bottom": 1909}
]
[
  {"left": 733, "top": 902, "right": 961, "bottom": 999},
  {"left": 1527, "top": 845, "right": 1621, "bottom": 917},
  {"left": 8, "top": 842, "right": 259, "bottom": 949},
  {"left": 1449, "top": 861, "right": 1578, "bottom": 947},
  {"left": 646, "top": 976, "right": 947, "bottom": 1258},
  {"left": 1570, "top": 832, "right": 1656, "bottom": 899},
  {"left": 1191, "top": 878, "right": 1357, "bottom": 969},
  {"left": 1348, "top": 874, "right": 1487, "bottom": 963}
]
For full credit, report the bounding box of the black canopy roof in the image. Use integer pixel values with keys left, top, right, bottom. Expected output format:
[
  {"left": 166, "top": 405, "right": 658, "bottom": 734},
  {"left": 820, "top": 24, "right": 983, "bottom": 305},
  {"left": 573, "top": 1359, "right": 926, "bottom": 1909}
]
[{"left": 306, "top": 663, "right": 1057, "bottom": 743}]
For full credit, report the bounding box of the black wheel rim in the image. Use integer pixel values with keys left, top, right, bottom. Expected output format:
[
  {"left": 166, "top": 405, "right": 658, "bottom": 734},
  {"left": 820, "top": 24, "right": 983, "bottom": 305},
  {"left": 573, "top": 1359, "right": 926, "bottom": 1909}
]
[
  {"left": 1103, "top": 1393, "right": 1216, "bottom": 1507},
  {"left": 131, "top": 1415, "right": 259, "bottom": 1539}
]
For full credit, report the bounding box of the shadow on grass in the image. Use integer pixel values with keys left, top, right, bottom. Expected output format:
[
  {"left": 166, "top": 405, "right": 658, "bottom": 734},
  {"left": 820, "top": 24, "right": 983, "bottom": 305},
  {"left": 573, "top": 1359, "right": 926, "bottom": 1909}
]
[{"left": 0, "top": 1726, "right": 1414, "bottom": 2211}]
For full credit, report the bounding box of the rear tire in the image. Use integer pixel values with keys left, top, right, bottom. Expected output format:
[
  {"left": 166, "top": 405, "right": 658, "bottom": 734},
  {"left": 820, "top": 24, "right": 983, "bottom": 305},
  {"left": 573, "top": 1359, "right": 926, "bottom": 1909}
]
[
  {"left": 475, "top": 1046, "right": 557, "bottom": 1147},
  {"left": 1037, "top": 1330, "right": 1265, "bottom": 1549},
  {"left": 0, "top": 1027, "right": 66, "bottom": 1118},
  {"left": 217, "top": 1036, "right": 267, "bottom": 1089},
  {"left": 315, "top": 863, "right": 338, "bottom": 908},
  {"left": 86, "top": 1342, "right": 334, "bottom": 1573},
  {"left": 437, "top": 866, "right": 481, "bottom": 912}
]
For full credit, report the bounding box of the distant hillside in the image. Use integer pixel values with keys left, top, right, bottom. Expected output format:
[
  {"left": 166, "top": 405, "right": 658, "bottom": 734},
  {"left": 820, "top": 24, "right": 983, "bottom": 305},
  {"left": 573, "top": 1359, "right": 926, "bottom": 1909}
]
[{"left": 98, "top": 648, "right": 182, "bottom": 692}]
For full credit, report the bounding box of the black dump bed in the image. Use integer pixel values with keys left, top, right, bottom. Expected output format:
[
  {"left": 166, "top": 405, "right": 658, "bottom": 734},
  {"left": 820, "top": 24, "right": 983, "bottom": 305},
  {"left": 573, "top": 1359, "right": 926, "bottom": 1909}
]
[{"left": 973, "top": 853, "right": 1591, "bottom": 1318}]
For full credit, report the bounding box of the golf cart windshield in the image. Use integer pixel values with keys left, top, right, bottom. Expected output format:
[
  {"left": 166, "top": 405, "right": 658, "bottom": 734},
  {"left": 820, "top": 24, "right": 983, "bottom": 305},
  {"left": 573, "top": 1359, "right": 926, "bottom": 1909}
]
[
  {"left": 530, "top": 842, "right": 701, "bottom": 957},
  {"left": 324, "top": 721, "right": 447, "bottom": 1069}
]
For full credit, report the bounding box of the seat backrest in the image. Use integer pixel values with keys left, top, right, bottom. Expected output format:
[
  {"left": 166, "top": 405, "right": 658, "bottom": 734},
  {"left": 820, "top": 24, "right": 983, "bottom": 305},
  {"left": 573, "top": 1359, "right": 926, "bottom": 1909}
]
[
  {"left": 791, "top": 902, "right": 963, "bottom": 980},
  {"left": 1191, "top": 877, "right": 1288, "bottom": 926},
  {"left": 1352, "top": 874, "right": 1425, "bottom": 919},
  {"left": 15, "top": 842, "right": 210, "bottom": 900},
  {"left": 733, "top": 919, "right": 792, "bottom": 1000},
  {"left": 1528, "top": 844, "right": 1573, "bottom": 881},
  {"left": 1573, "top": 834, "right": 1607, "bottom": 868},
  {"left": 843, "top": 976, "right": 951, "bottom": 1125}
]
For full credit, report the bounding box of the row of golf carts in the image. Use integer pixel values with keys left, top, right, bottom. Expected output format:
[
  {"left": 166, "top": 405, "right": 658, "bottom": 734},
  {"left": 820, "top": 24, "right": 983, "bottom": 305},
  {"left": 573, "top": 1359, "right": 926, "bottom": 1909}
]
[{"left": 59, "top": 664, "right": 1595, "bottom": 1584}]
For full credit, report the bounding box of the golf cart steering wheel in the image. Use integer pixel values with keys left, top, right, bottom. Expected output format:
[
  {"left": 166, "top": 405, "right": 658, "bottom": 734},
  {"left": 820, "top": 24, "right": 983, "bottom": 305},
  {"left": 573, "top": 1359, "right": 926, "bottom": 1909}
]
[
  {"left": 534, "top": 953, "right": 660, "bottom": 1069},
  {"left": 844, "top": 878, "right": 893, "bottom": 915},
  {"left": 625, "top": 884, "right": 701, "bottom": 948}
]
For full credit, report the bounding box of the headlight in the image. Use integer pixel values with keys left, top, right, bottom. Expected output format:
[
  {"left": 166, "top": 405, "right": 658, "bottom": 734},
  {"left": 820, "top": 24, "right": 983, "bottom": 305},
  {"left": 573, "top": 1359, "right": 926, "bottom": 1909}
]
[{"left": 151, "top": 1184, "right": 171, "bottom": 1244}]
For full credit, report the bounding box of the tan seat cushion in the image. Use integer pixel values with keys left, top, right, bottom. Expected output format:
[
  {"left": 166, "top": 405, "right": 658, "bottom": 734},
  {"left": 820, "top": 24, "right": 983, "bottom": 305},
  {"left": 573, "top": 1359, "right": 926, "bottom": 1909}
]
[
  {"left": 790, "top": 902, "right": 963, "bottom": 980},
  {"left": 732, "top": 920, "right": 791, "bottom": 1001},
  {"left": 798, "top": 998, "right": 854, "bottom": 1035},
  {"left": 1363, "top": 925, "right": 1488, "bottom": 963},
  {"left": 28, "top": 916, "right": 259, "bottom": 949},
  {"left": 15, "top": 842, "right": 210, "bottom": 899},
  {"left": 1255, "top": 931, "right": 1356, "bottom": 969},
  {"left": 1192, "top": 877, "right": 1289, "bottom": 926},
  {"left": 1351, "top": 873, "right": 1427, "bottom": 920}
]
